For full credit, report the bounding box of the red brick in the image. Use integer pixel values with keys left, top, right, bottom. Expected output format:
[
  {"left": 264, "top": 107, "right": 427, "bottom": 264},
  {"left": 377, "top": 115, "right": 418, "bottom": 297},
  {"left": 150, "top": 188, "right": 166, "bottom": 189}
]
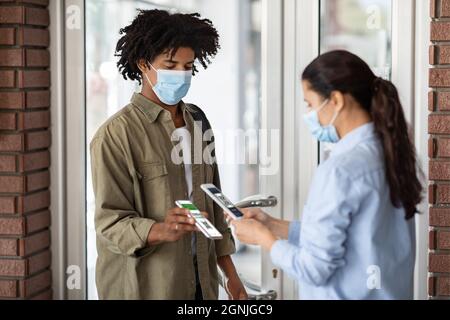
[
  {"left": 0, "top": 92, "right": 24, "bottom": 109},
  {"left": 26, "top": 170, "right": 50, "bottom": 192},
  {"left": 0, "top": 155, "right": 16, "bottom": 172},
  {"left": 0, "top": 238, "right": 18, "bottom": 256},
  {"left": 430, "top": 45, "right": 437, "bottom": 65},
  {"left": 18, "top": 190, "right": 50, "bottom": 214},
  {"left": 431, "top": 21, "right": 450, "bottom": 41},
  {"left": 26, "top": 91, "right": 50, "bottom": 109},
  {"left": 0, "top": 269, "right": 52, "bottom": 298},
  {"left": 0, "top": 7, "right": 25, "bottom": 24},
  {"left": 0, "top": 112, "right": 17, "bottom": 130},
  {"left": 0, "top": 176, "right": 24, "bottom": 193},
  {"left": 14, "top": 0, "right": 49, "bottom": 6},
  {"left": 18, "top": 150, "right": 50, "bottom": 172},
  {"left": 0, "top": 196, "right": 16, "bottom": 214},
  {"left": 25, "top": 7, "right": 49, "bottom": 26},
  {"left": 429, "top": 277, "right": 436, "bottom": 297},
  {"left": 25, "top": 210, "right": 50, "bottom": 234},
  {"left": 429, "top": 115, "right": 450, "bottom": 134},
  {"left": 30, "top": 289, "right": 52, "bottom": 300},
  {"left": 0, "top": 70, "right": 15, "bottom": 88},
  {"left": 437, "top": 277, "right": 450, "bottom": 296},
  {"left": 442, "top": 0, "right": 450, "bottom": 17},
  {"left": 0, "top": 257, "right": 25, "bottom": 277},
  {"left": 430, "top": 69, "right": 450, "bottom": 87},
  {"left": 0, "top": 91, "right": 51, "bottom": 110},
  {"left": 19, "top": 230, "right": 50, "bottom": 256},
  {"left": 429, "top": 254, "right": 450, "bottom": 273},
  {"left": 0, "top": 191, "right": 50, "bottom": 215},
  {"left": 0, "top": 210, "right": 49, "bottom": 236},
  {"left": 437, "top": 184, "right": 450, "bottom": 203},
  {"left": 430, "top": 230, "right": 437, "bottom": 250},
  {"left": 0, "top": 49, "right": 49, "bottom": 67},
  {"left": 0, "top": 49, "right": 24, "bottom": 67},
  {"left": 0, "top": 28, "right": 15, "bottom": 45},
  {"left": 429, "top": 91, "right": 436, "bottom": 111},
  {"left": 0, "top": 133, "right": 23, "bottom": 152},
  {"left": 25, "top": 130, "right": 51, "bottom": 151},
  {"left": 18, "top": 110, "right": 50, "bottom": 130},
  {"left": 19, "top": 270, "right": 51, "bottom": 298},
  {"left": 25, "top": 49, "right": 50, "bottom": 67},
  {"left": 437, "top": 45, "right": 450, "bottom": 64},
  {"left": 437, "top": 231, "right": 450, "bottom": 250},
  {"left": 0, "top": 217, "right": 24, "bottom": 235},
  {"left": 431, "top": 0, "right": 438, "bottom": 18},
  {"left": 430, "top": 208, "right": 450, "bottom": 227},
  {"left": 429, "top": 138, "right": 436, "bottom": 158},
  {"left": 17, "top": 70, "right": 50, "bottom": 89},
  {"left": 430, "top": 161, "right": 450, "bottom": 180},
  {"left": 436, "top": 139, "right": 450, "bottom": 158},
  {"left": 17, "top": 27, "right": 49, "bottom": 47},
  {"left": 27, "top": 250, "right": 51, "bottom": 274},
  {"left": 0, "top": 279, "right": 17, "bottom": 298},
  {"left": 430, "top": 184, "right": 437, "bottom": 204},
  {"left": 437, "top": 92, "right": 450, "bottom": 111}
]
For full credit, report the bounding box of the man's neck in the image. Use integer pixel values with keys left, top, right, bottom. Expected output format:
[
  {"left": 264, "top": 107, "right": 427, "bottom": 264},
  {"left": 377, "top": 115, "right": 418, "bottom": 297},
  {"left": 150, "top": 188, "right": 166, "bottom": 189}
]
[
  {"left": 140, "top": 86, "right": 186, "bottom": 128},
  {"left": 140, "top": 87, "right": 181, "bottom": 119}
]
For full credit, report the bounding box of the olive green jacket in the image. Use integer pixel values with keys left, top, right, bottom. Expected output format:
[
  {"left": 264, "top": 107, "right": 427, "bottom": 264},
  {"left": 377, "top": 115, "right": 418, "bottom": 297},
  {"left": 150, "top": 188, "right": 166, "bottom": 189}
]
[{"left": 90, "top": 93, "right": 235, "bottom": 300}]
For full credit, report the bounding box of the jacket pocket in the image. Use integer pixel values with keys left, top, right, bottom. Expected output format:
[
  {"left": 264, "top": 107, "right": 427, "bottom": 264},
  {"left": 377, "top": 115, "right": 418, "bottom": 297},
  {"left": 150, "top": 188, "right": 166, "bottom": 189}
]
[{"left": 136, "top": 163, "right": 170, "bottom": 221}]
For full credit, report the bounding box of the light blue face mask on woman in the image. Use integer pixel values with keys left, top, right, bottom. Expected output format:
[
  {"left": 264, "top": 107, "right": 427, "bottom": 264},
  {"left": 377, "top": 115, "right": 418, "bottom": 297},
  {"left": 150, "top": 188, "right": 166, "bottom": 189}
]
[
  {"left": 303, "top": 99, "right": 340, "bottom": 143},
  {"left": 143, "top": 64, "right": 192, "bottom": 106}
]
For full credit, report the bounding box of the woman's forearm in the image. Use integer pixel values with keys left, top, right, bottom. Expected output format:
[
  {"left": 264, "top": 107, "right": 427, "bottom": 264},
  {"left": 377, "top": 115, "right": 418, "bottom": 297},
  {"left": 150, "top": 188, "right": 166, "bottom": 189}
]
[{"left": 268, "top": 218, "right": 291, "bottom": 240}]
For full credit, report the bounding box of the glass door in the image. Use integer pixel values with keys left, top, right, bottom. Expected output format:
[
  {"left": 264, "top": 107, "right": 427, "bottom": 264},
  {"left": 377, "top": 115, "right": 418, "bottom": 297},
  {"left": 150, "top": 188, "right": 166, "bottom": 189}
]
[
  {"left": 85, "top": 0, "right": 269, "bottom": 300},
  {"left": 319, "top": 0, "right": 393, "bottom": 160}
]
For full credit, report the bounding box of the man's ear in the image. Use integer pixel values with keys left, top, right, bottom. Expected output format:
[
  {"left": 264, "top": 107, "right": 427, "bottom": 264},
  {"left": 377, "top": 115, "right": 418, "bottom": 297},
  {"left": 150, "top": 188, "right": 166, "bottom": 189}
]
[
  {"left": 330, "top": 91, "right": 345, "bottom": 112},
  {"left": 137, "top": 59, "right": 148, "bottom": 73}
]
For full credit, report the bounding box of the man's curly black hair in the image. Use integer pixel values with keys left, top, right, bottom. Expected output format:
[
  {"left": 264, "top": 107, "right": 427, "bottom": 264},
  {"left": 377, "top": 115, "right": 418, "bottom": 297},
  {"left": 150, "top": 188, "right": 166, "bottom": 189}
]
[{"left": 115, "top": 9, "right": 220, "bottom": 84}]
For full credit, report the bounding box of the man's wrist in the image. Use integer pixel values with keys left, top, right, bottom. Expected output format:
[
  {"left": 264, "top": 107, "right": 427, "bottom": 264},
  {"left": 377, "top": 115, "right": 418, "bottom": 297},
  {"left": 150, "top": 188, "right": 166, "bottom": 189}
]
[
  {"left": 217, "top": 256, "right": 239, "bottom": 278},
  {"left": 147, "top": 222, "right": 165, "bottom": 245}
]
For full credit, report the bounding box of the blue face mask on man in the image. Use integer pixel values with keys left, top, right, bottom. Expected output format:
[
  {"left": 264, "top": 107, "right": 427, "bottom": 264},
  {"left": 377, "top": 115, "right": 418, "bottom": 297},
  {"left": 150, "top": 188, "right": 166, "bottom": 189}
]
[
  {"left": 142, "top": 64, "right": 192, "bottom": 106},
  {"left": 303, "top": 99, "right": 340, "bottom": 143}
]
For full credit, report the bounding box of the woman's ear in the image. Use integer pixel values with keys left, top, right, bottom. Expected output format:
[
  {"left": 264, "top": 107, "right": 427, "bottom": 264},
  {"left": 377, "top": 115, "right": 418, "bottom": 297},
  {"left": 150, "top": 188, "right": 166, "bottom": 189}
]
[{"left": 330, "top": 91, "right": 345, "bottom": 113}]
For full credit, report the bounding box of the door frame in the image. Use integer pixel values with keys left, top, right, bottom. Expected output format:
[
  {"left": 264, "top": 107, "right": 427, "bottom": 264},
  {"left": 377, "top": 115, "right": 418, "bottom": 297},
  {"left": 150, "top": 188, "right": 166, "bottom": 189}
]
[
  {"left": 50, "top": 0, "right": 87, "bottom": 300},
  {"left": 259, "top": 0, "right": 284, "bottom": 300}
]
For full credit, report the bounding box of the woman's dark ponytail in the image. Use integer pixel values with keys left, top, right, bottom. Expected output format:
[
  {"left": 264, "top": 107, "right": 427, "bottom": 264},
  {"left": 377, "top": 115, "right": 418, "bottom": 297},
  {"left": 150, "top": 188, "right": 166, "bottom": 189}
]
[
  {"left": 302, "top": 50, "right": 423, "bottom": 220},
  {"left": 371, "top": 78, "right": 423, "bottom": 219}
]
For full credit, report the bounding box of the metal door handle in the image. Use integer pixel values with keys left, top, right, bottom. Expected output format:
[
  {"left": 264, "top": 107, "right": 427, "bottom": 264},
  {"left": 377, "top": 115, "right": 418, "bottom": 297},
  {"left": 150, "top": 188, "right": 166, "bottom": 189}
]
[
  {"left": 236, "top": 195, "right": 278, "bottom": 209},
  {"left": 241, "top": 278, "right": 277, "bottom": 300}
]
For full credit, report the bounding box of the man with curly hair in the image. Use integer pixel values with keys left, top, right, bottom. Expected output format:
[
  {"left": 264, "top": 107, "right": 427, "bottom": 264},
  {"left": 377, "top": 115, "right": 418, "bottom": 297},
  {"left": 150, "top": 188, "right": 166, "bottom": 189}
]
[{"left": 90, "top": 9, "right": 247, "bottom": 300}]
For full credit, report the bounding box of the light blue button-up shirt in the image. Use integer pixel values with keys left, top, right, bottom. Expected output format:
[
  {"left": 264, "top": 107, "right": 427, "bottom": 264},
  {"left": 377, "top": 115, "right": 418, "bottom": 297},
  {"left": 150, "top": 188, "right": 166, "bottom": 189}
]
[{"left": 270, "top": 123, "right": 416, "bottom": 300}]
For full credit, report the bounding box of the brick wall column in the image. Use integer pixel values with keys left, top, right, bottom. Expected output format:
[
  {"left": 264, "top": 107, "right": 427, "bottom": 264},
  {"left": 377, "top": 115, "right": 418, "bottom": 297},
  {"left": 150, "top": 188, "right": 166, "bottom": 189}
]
[
  {"left": 429, "top": 0, "right": 450, "bottom": 299},
  {"left": 0, "top": 0, "right": 51, "bottom": 299}
]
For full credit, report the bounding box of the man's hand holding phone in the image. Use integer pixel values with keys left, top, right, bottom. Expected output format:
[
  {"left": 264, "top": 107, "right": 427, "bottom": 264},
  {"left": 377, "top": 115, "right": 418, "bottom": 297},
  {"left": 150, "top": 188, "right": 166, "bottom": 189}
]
[{"left": 147, "top": 208, "right": 207, "bottom": 245}]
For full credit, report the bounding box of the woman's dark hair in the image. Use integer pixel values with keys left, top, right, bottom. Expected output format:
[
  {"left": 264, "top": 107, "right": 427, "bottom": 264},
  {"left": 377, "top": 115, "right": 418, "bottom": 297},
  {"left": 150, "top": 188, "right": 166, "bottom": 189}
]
[
  {"left": 115, "top": 9, "right": 220, "bottom": 84},
  {"left": 302, "top": 50, "right": 423, "bottom": 220}
]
